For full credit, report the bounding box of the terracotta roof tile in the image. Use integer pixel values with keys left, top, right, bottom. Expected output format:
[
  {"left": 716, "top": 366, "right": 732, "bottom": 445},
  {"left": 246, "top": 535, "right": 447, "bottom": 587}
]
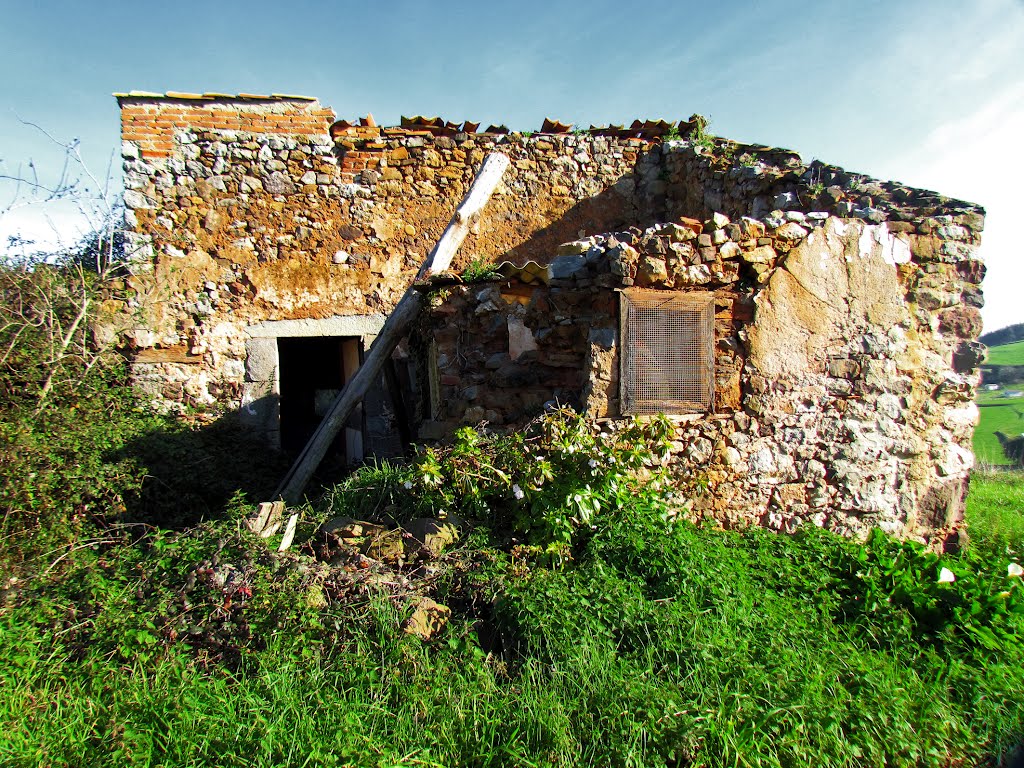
[{"left": 114, "top": 91, "right": 318, "bottom": 102}]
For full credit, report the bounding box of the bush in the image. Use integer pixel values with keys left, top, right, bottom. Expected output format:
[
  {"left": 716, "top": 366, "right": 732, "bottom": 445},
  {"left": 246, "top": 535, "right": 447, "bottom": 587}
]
[{"left": 407, "top": 407, "right": 677, "bottom": 553}]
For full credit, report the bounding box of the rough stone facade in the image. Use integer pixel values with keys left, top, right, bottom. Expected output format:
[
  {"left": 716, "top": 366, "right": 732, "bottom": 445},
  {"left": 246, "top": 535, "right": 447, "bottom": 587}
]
[{"left": 108, "top": 91, "right": 986, "bottom": 546}]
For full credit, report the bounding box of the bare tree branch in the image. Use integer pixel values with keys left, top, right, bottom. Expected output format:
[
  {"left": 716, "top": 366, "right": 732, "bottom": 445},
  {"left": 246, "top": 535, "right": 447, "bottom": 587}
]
[{"left": 0, "top": 118, "right": 132, "bottom": 412}]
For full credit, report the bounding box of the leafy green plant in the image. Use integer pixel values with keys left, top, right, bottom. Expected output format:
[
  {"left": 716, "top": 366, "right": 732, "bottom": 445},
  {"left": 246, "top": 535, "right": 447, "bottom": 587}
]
[
  {"left": 689, "top": 117, "right": 716, "bottom": 153},
  {"left": 409, "top": 407, "right": 676, "bottom": 553},
  {"left": 842, "top": 529, "right": 1024, "bottom": 652},
  {"left": 460, "top": 258, "right": 501, "bottom": 283}
]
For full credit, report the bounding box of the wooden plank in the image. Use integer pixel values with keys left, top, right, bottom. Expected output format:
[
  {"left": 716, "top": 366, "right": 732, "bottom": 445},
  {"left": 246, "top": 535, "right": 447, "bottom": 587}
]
[
  {"left": 424, "top": 153, "right": 510, "bottom": 274},
  {"left": 341, "top": 338, "right": 363, "bottom": 464},
  {"left": 275, "top": 153, "right": 510, "bottom": 504},
  {"left": 278, "top": 513, "right": 299, "bottom": 551}
]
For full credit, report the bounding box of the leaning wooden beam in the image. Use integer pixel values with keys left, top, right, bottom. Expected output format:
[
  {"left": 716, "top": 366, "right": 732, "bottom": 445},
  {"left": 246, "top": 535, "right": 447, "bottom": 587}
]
[{"left": 275, "top": 152, "right": 511, "bottom": 504}]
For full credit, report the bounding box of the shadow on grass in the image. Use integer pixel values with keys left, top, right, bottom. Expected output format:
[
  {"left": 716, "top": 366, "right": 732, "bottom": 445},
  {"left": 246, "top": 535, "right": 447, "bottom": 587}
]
[
  {"left": 112, "top": 412, "right": 292, "bottom": 528},
  {"left": 112, "top": 409, "right": 368, "bottom": 529}
]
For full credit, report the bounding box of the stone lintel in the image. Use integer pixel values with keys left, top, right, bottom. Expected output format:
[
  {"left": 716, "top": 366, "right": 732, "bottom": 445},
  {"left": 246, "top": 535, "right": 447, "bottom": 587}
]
[{"left": 246, "top": 314, "right": 387, "bottom": 339}]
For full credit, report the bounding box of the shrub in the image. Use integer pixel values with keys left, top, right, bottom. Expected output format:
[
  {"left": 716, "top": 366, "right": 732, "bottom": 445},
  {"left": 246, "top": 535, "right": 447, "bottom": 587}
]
[{"left": 407, "top": 407, "right": 676, "bottom": 553}]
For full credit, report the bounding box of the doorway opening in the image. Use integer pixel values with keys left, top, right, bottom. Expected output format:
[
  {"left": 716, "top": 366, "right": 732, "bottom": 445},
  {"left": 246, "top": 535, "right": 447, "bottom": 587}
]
[
  {"left": 277, "top": 336, "right": 364, "bottom": 462},
  {"left": 275, "top": 334, "right": 412, "bottom": 470}
]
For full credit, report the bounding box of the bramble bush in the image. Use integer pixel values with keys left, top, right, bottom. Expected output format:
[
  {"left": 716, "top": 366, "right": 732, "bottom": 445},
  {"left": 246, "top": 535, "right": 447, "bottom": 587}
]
[{"left": 0, "top": 257, "right": 155, "bottom": 557}]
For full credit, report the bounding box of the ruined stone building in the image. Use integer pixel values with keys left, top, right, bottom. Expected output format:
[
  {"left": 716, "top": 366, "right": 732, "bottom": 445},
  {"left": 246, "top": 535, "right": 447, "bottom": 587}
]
[{"left": 106, "top": 91, "right": 987, "bottom": 546}]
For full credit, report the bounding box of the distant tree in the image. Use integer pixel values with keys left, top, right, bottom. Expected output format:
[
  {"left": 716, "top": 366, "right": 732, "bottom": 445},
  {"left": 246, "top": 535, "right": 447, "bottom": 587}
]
[{"left": 980, "top": 323, "right": 1024, "bottom": 347}]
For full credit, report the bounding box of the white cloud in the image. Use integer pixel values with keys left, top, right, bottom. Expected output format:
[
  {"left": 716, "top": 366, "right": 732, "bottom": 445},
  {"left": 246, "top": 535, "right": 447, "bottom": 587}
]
[{"left": 883, "top": 79, "right": 1024, "bottom": 332}]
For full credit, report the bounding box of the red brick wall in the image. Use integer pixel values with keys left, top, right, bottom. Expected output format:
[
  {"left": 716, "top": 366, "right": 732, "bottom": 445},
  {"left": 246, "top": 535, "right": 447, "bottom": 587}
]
[{"left": 116, "top": 92, "right": 335, "bottom": 160}]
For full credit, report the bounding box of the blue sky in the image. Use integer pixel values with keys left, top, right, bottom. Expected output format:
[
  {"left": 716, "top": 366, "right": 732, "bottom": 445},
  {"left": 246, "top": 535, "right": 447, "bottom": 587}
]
[{"left": 2, "top": 0, "right": 1022, "bottom": 330}]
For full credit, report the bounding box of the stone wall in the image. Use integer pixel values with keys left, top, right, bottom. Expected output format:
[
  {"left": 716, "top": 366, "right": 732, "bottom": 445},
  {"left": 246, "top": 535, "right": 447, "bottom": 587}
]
[
  {"left": 110, "top": 91, "right": 986, "bottom": 545},
  {"left": 419, "top": 210, "right": 985, "bottom": 547},
  {"left": 109, "top": 93, "right": 671, "bottom": 417}
]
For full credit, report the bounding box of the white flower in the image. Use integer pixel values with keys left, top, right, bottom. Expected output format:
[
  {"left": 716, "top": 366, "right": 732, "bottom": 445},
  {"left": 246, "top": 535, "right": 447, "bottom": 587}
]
[
  {"left": 512, "top": 484, "right": 525, "bottom": 500},
  {"left": 1008, "top": 562, "right": 1023, "bottom": 578},
  {"left": 403, "top": 481, "right": 413, "bottom": 490},
  {"left": 938, "top": 567, "right": 956, "bottom": 584},
  {"left": 588, "top": 458, "right": 599, "bottom": 469}
]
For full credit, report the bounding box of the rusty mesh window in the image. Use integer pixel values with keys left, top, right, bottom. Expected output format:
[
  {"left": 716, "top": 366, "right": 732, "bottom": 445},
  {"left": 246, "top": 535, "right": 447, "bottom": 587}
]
[{"left": 620, "top": 289, "right": 715, "bottom": 414}]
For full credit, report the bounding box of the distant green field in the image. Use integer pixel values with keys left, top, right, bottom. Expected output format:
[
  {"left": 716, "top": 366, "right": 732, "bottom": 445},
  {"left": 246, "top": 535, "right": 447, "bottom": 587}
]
[
  {"left": 985, "top": 339, "right": 1024, "bottom": 366},
  {"left": 975, "top": 340, "right": 1024, "bottom": 465},
  {"left": 976, "top": 387, "right": 1024, "bottom": 406},
  {"left": 975, "top": 402, "right": 1024, "bottom": 466}
]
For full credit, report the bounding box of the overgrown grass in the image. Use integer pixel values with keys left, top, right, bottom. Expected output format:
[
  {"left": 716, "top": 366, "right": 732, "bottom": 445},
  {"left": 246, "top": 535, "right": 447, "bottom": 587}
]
[
  {"left": 3, "top": 454, "right": 1023, "bottom": 767},
  {"left": 967, "top": 471, "right": 1024, "bottom": 556}
]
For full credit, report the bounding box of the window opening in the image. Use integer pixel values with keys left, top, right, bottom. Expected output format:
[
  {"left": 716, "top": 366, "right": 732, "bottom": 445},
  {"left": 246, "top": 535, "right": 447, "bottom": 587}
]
[{"left": 620, "top": 289, "right": 715, "bottom": 414}]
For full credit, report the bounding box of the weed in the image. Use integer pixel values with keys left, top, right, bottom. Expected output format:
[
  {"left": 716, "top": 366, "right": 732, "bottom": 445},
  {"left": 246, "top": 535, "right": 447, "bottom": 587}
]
[
  {"left": 460, "top": 258, "right": 501, "bottom": 283},
  {"left": 408, "top": 408, "right": 676, "bottom": 553},
  {"left": 689, "top": 118, "right": 716, "bottom": 153}
]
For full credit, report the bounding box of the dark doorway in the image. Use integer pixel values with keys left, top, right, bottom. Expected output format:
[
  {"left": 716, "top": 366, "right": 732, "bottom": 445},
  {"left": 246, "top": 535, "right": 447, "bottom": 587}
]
[
  {"left": 277, "top": 335, "right": 413, "bottom": 473},
  {"left": 277, "top": 336, "right": 363, "bottom": 459}
]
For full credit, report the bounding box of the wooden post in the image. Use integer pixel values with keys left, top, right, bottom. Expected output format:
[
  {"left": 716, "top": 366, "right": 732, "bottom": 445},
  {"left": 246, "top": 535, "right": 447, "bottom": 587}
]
[{"left": 275, "top": 152, "right": 510, "bottom": 504}]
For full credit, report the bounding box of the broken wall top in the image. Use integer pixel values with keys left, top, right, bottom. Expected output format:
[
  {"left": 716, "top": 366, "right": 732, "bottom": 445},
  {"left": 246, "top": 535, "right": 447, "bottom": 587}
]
[
  {"left": 116, "top": 92, "right": 985, "bottom": 256},
  {"left": 114, "top": 90, "right": 985, "bottom": 347}
]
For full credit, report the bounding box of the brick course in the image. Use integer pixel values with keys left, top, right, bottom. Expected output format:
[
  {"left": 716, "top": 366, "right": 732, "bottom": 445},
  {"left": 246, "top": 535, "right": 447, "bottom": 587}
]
[{"left": 115, "top": 92, "right": 334, "bottom": 159}]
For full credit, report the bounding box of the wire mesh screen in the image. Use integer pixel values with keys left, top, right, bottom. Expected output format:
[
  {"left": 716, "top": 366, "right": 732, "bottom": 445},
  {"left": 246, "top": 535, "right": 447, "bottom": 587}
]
[{"left": 620, "top": 289, "right": 715, "bottom": 414}]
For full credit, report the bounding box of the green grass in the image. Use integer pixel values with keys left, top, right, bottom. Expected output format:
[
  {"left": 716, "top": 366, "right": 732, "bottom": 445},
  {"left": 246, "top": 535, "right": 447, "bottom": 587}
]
[
  {"left": 2, "top": 478, "right": 1023, "bottom": 768},
  {"left": 986, "top": 340, "right": 1024, "bottom": 366},
  {"left": 967, "top": 471, "right": 1024, "bottom": 556},
  {"left": 975, "top": 402, "right": 1024, "bottom": 466}
]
